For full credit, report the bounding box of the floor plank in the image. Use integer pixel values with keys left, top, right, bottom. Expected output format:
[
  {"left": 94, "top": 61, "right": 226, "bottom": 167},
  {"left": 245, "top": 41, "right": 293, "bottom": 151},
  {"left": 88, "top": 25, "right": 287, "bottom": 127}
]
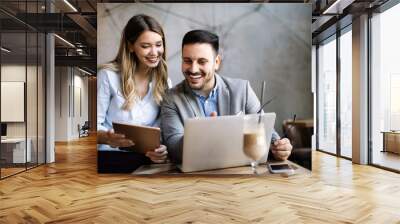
[{"left": 0, "top": 135, "right": 400, "bottom": 223}]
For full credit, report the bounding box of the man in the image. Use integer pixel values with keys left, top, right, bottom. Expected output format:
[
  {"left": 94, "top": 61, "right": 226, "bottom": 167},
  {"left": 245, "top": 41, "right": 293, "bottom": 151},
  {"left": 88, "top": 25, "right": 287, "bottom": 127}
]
[{"left": 161, "top": 30, "right": 292, "bottom": 163}]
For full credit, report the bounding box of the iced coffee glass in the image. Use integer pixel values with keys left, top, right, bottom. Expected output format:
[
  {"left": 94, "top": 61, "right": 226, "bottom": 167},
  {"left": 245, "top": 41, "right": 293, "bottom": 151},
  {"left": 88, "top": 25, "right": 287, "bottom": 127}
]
[{"left": 243, "top": 114, "right": 267, "bottom": 174}]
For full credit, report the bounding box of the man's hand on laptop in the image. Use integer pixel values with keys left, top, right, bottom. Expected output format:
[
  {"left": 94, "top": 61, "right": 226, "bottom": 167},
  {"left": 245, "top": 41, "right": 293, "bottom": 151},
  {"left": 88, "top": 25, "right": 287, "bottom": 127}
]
[
  {"left": 210, "top": 111, "right": 217, "bottom": 117},
  {"left": 146, "top": 145, "right": 168, "bottom": 163},
  {"left": 97, "top": 129, "right": 135, "bottom": 148},
  {"left": 270, "top": 138, "right": 293, "bottom": 161}
]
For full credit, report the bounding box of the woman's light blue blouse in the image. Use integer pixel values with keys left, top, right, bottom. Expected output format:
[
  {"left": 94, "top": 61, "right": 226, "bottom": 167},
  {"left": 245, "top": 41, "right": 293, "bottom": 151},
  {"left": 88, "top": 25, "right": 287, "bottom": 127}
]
[{"left": 97, "top": 69, "right": 171, "bottom": 131}]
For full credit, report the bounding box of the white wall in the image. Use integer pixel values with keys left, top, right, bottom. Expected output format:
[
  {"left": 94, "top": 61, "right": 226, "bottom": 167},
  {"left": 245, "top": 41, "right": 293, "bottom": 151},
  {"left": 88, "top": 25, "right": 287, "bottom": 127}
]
[
  {"left": 55, "top": 66, "right": 69, "bottom": 141},
  {"left": 1, "top": 65, "right": 26, "bottom": 142},
  {"left": 1, "top": 65, "right": 40, "bottom": 138},
  {"left": 54, "top": 67, "right": 89, "bottom": 141},
  {"left": 1, "top": 64, "right": 46, "bottom": 164},
  {"left": 72, "top": 72, "right": 89, "bottom": 138}
]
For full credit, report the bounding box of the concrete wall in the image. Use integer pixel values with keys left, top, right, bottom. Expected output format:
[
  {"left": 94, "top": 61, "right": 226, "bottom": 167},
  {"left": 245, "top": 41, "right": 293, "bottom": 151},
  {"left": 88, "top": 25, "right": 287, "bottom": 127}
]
[
  {"left": 97, "top": 3, "right": 312, "bottom": 134},
  {"left": 54, "top": 67, "right": 89, "bottom": 141}
]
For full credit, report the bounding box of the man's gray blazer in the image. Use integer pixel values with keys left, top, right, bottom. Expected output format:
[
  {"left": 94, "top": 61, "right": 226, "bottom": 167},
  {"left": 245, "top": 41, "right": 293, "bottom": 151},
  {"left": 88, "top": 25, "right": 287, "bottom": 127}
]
[{"left": 161, "top": 74, "right": 279, "bottom": 163}]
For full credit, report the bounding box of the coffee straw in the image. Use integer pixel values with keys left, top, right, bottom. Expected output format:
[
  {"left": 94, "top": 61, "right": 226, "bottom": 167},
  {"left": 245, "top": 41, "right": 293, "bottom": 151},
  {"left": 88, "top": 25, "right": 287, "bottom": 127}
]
[{"left": 258, "top": 81, "right": 266, "bottom": 124}]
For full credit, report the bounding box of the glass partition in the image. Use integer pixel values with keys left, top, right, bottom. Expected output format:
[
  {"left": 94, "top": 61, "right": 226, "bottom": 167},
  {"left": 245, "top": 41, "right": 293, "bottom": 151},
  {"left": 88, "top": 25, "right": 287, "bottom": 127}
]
[
  {"left": 339, "top": 28, "right": 352, "bottom": 158},
  {"left": 0, "top": 1, "right": 46, "bottom": 179},
  {"left": 1, "top": 30, "right": 28, "bottom": 178},
  {"left": 317, "top": 35, "right": 337, "bottom": 155},
  {"left": 371, "top": 3, "right": 400, "bottom": 171}
]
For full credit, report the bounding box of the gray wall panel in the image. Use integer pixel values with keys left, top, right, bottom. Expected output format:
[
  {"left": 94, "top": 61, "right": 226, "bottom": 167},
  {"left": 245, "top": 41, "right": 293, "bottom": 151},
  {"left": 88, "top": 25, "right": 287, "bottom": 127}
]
[{"left": 97, "top": 3, "right": 312, "bottom": 134}]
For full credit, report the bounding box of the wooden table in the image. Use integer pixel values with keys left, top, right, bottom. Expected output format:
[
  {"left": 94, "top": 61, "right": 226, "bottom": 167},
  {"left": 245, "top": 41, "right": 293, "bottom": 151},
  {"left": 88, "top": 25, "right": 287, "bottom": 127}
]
[
  {"left": 132, "top": 160, "right": 310, "bottom": 177},
  {"left": 382, "top": 131, "right": 400, "bottom": 154}
]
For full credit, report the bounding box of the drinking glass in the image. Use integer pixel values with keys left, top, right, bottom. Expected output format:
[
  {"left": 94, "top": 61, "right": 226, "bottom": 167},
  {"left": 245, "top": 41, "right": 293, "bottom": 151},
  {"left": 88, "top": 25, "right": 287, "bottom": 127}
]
[{"left": 243, "top": 114, "right": 267, "bottom": 174}]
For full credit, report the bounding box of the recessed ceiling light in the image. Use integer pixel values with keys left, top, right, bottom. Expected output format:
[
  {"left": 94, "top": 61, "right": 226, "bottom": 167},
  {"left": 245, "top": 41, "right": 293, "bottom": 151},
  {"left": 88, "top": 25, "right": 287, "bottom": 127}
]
[
  {"left": 1, "top": 47, "right": 11, "bottom": 53},
  {"left": 54, "top": 34, "right": 75, "bottom": 48},
  {"left": 322, "top": 0, "right": 354, "bottom": 15},
  {"left": 63, "top": 0, "right": 78, "bottom": 12},
  {"left": 78, "top": 67, "right": 93, "bottom": 76}
]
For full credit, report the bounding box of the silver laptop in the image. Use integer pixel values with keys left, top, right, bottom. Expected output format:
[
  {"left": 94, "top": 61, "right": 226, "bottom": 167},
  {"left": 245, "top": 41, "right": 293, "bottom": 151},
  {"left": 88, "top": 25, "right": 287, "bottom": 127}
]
[{"left": 178, "top": 113, "right": 276, "bottom": 173}]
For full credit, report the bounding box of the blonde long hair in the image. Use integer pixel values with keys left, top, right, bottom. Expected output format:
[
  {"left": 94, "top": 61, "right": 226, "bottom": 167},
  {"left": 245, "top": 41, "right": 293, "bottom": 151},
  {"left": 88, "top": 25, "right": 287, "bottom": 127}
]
[{"left": 99, "top": 14, "right": 168, "bottom": 110}]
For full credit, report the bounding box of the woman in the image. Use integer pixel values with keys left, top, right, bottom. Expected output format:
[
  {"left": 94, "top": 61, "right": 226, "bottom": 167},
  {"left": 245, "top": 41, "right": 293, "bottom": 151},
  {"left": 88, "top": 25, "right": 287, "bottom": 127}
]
[{"left": 97, "top": 14, "right": 170, "bottom": 165}]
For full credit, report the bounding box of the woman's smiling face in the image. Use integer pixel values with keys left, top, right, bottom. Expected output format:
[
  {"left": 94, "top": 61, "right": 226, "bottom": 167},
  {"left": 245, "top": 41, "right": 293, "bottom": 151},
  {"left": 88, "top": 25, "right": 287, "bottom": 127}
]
[{"left": 130, "top": 30, "right": 164, "bottom": 68}]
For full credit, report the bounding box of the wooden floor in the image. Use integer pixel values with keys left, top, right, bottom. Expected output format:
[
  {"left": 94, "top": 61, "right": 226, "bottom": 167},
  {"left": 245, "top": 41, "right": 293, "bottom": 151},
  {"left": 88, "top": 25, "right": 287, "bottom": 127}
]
[
  {"left": 1, "top": 135, "right": 400, "bottom": 223},
  {"left": 1, "top": 167, "right": 26, "bottom": 178},
  {"left": 1, "top": 163, "right": 45, "bottom": 178},
  {"left": 372, "top": 151, "right": 400, "bottom": 171}
]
